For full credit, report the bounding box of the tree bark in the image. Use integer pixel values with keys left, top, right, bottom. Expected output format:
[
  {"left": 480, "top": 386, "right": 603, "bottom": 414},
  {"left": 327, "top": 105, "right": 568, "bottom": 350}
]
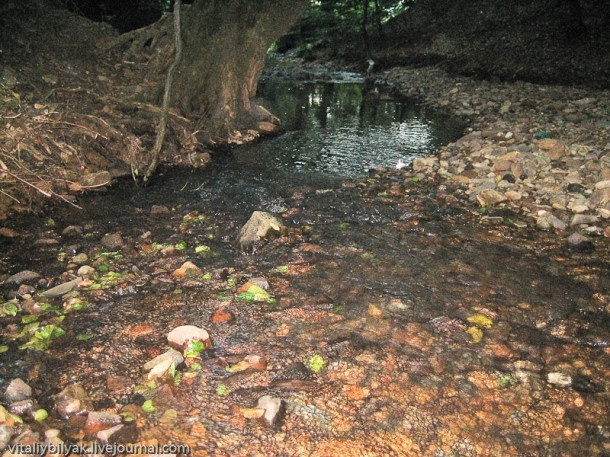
[{"left": 171, "top": 0, "right": 308, "bottom": 144}]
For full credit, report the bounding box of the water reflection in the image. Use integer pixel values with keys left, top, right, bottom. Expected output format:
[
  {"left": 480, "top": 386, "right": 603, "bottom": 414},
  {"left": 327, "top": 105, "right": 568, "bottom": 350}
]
[{"left": 238, "top": 80, "right": 465, "bottom": 176}]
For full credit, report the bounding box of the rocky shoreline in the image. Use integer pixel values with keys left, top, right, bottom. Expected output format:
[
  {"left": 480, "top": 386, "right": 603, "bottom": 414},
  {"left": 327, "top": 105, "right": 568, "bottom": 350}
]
[{"left": 374, "top": 66, "right": 610, "bottom": 243}]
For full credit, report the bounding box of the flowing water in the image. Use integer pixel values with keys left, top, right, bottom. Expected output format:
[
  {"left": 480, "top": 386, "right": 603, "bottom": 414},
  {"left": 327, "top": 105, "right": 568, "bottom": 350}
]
[{"left": 0, "top": 79, "right": 608, "bottom": 456}]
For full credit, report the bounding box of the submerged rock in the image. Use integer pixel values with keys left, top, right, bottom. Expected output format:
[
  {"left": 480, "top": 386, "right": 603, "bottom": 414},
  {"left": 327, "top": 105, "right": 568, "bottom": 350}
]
[
  {"left": 173, "top": 261, "right": 202, "bottom": 278},
  {"left": 256, "top": 395, "right": 283, "bottom": 427},
  {"left": 42, "top": 277, "right": 83, "bottom": 298},
  {"left": 5, "top": 271, "right": 41, "bottom": 287},
  {"left": 101, "top": 233, "right": 124, "bottom": 250},
  {"left": 567, "top": 232, "right": 594, "bottom": 250},
  {"left": 143, "top": 349, "right": 184, "bottom": 380},
  {"left": 4, "top": 378, "right": 32, "bottom": 403},
  {"left": 237, "top": 211, "right": 284, "bottom": 251},
  {"left": 53, "top": 384, "right": 93, "bottom": 419},
  {"left": 167, "top": 325, "right": 212, "bottom": 350}
]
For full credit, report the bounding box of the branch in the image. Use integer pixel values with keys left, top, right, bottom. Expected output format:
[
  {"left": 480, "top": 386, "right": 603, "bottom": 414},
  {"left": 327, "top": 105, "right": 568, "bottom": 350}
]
[{"left": 142, "top": 0, "right": 183, "bottom": 183}]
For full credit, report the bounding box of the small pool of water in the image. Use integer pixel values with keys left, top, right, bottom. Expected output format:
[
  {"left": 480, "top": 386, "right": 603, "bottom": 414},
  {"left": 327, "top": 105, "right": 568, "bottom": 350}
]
[{"left": 237, "top": 79, "right": 465, "bottom": 176}]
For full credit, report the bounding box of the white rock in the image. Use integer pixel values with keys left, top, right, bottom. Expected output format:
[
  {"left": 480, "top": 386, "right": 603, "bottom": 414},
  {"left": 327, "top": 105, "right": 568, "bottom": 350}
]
[
  {"left": 256, "top": 395, "right": 283, "bottom": 427},
  {"left": 4, "top": 379, "right": 32, "bottom": 403},
  {"left": 547, "top": 372, "right": 572, "bottom": 387},
  {"left": 167, "top": 325, "right": 211, "bottom": 350}
]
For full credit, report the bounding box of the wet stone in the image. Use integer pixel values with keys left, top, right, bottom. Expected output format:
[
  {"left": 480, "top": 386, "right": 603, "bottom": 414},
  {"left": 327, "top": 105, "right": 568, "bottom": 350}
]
[
  {"left": 167, "top": 325, "right": 211, "bottom": 350},
  {"left": 43, "top": 277, "right": 83, "bottom": 298},
  {"left": 5, "top": 271, "right": 41, "bottom": 287},
  {"left": 4, "top": 378, "right": 32, "bottom": 403},
  {"left": 7, "top": 399, "right": 36, "bottom": 416},
  {"left": 237, "top": 211, "right": 284, "bottom": 250},
  {"left": 536, "top": 210, "right": 566, "bottom": 231},
  {"left": 142, "top": 349, "right": 184, "bottom": 374},
  {"left": 85, "top": 412, "right": 122, "bottom": 433},
  {"left": 256, "top": 396, "right": 283, "bottom": 427},
  {"left": 72, "top": 253, "right": 88, "bottom": 265},
  {"left": 77, "top": 265, "right": 96, "bottom": 277},
  {"left": 150, "top": 205, "right": 170, "bottom": 218},
  {"left": 567, "top": 233, "right": 594, "bottom": 250},
  {"left": 101, "top": 233, "right": 123, "bottom": 250},
  {"left": 54, "top": 384, "right": 93, "bottom": 419},
  {"left": 547, "top": 372, "right": 572, "bottom": 387},
  {"left": 61, "top": 225, "right": 83, "bottom": 237}
]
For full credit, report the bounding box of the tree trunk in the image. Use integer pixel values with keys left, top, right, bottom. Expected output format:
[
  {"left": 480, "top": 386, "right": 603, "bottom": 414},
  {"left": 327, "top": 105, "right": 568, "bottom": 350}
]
[{"left": 172, "top": 0, "right": 308, "bottom": 144}]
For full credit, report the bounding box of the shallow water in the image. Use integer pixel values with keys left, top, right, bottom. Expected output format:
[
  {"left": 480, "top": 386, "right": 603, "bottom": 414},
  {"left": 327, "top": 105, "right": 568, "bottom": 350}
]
[
  {"left": 238, "top": 79, "right": 466, "bottom": 176},
  {"left": 0, "top": 80, "right": 608, "bottom": 456}
]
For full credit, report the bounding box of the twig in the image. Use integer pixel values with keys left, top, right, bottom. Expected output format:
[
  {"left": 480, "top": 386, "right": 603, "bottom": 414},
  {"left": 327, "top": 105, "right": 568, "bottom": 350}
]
[
  {"left": 0, "top": 189, "right": 21, "bottom": 204},
  {"left": 0, "top": 169, "right": 82, "bottom": 209},
  {"left": 142, "top": 0, "right": 182, "bottom": 183}
]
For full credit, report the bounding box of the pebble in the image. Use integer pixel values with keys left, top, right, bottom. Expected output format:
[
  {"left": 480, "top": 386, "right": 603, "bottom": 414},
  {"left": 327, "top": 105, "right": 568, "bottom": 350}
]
[
  {"left": 61, "top": 225, "right": 83, "bottom": 237},
  {"left": 72, "top": 253, "right": 88, "bottom": 265},
  {"left": 173, "top": 261, "right": 202, "bottom": 277},
  {"left": 77, "top": 265, "right": 96, "bottom": 277},
  {"left": 237, "top": 211, "right": 284, "bottom": 250},
  {"left": 53, "top": 384, "right": 93, "bottom": 419}
]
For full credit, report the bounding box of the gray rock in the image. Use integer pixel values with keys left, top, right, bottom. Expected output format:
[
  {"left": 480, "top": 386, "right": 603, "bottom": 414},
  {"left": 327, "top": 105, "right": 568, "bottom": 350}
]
[
  {"left": 256, "top": 395, "right": 283, "bottom": 427},
  {"left": 53, "top": 384, "right": 93, "bottom": 419},
  {"left": 61, "top": 226, "right": 83, "bottom": 237},
  {"left": 237, "top": 211, "right": 284, "bottom": 250},
  {"left": 0, "top": 425, "right": 12, "bottom": 451},
  {"left": 5, "top": 379, "right": 32, "bottom": 403},
  {"left": 167, "top": 325, "right": 211, "bottom": 351},
  {"left": 567, "top": 233, "right": 594, "bottom": 250},
  {"left": 7, "top": 399, "right": 36, "bottom": 416},
  {"left": 101, "top": 233, "right": 123, "bottom": 250},
  {"left": 42, "top": 277, "right": 83, "bottom": 298},
  {"left": 536, "top": 211, "right": 566, "bottom": 231},
  {"left": 142, "top": 349, "right": 184, "bottom": 373},
  {"left": 570, "top": 214, "right": 599, "bottom": 226},
  {"left": 412, "top": 157, "right": 438, "bottom": 172},
  {"left": 5, "top": 271, "right": 41, "bottom": 286}
]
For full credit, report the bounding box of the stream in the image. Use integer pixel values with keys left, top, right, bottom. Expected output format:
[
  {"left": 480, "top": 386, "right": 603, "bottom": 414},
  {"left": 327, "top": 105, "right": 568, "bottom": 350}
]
[{"left": 0, "top": 78, "right": 608, "bottom": 456}]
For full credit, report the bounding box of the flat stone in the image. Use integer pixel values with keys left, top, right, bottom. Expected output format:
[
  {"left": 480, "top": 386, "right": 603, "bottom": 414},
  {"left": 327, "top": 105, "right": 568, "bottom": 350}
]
[
  {"left": 167, "top": 325, "right": 211, "bottom": 350},
  {"left": 412, "top": 157, "right": 438, "bottom": 172},
  {"left": 7, "top": 399, "right": 36, "bottom": 416},
  {"left": 85, "top": 411, "right": 122, "bottom": 433},
  {"left": 570, "top": 214, "right": 599, "bottom": 226},
  {"left": 4, "top": 378, "right": 32, "bottom": 403},
  {"left": 42, "top": 277, "right": 83, "bottom": 298},
  {"left": 5, "top": 270, "right": 41, "bottom": 286},
  {"left": 537, "top": 139, "right": 566, "bottom": 160},
  {"left": 594, "top": 180, "right": 610, "bottom": 190},
  {"left": 238, "top": 211, "right": 284, "bottom": 250},
  {"left": 142, "top": 349, "right": 184, "bottom": 373}
]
